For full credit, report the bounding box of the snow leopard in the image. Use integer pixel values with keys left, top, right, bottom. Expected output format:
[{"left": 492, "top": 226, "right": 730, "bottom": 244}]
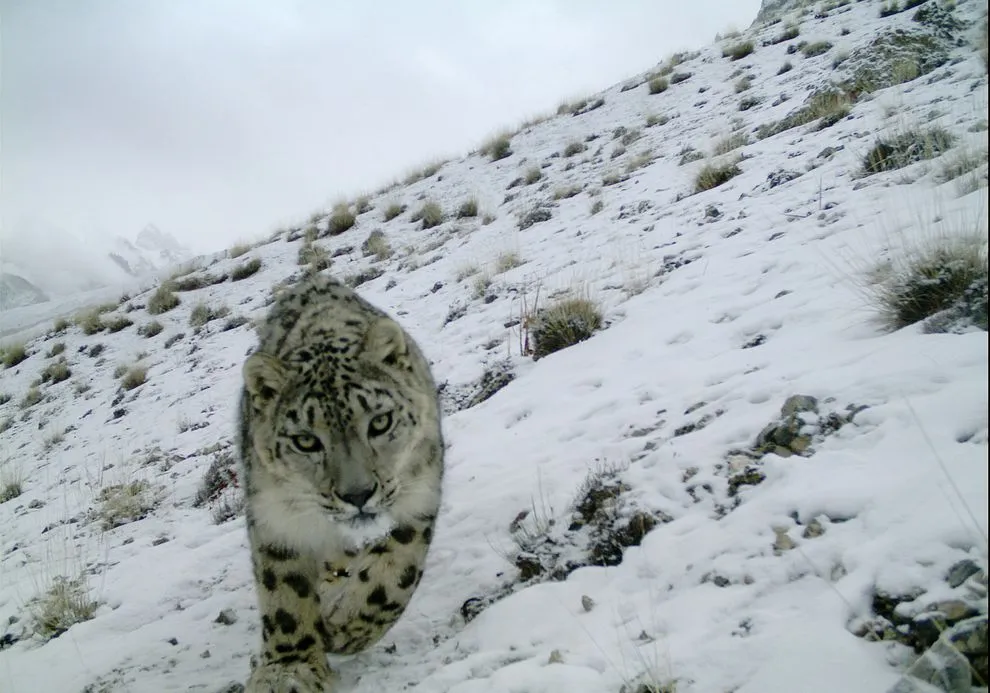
[{"left": 237, "top": 274, "right": 444, "bottom": 692}]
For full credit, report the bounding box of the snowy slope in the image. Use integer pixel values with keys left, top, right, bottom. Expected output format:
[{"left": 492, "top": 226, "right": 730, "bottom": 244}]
[{"left": 1, "top": 2, "right": 987, "bottom": 693}]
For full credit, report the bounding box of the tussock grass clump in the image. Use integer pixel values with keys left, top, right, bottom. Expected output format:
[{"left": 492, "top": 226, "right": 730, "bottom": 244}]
[
  {"left": 563, "top": 141, "right": 586, "bottom": 157},
  {"left": 2, "top": 342, "right": 28, "bottom": 368},
  {"left": 189, "top": 302, "right": 230, "bottom": 328},
  {"left": 353, "top": 196, "right": 372, "bottom": 214},
  {"left": 778, "top": 61, "right": 794, "bottom": 75},
  {"left": 866, "top": 231, "right": 987, "bottom": 332},
  {"left": 713, "top": 132, "right": 748, "bottom": 156},
  {"left": 137, "top": 320, "right": 164, "bottom": 338},
  {"left": 103, "top": 315, "right": 133, "bottom": 333},
  {"left": 147, "top": 283, "right": 180, "bottom": 315},
  {"left": 96, "top": 479, "right": 159, "bottom": 529},
  {"left": 40, "top": 358, "right": 71, "bottom": 384},
  {"left": 47, "top": 342, "right": 66, "bottom": 358},
  {"left": 694, "top": 159, "right": 742, "bottom": 192},
  {"left": 648, "top": 76, "right": 669, "bottom": 94},
  {"left": 31, "top": 576, "right": 99, "bottom": 640},
  {"left": 938, "top": 148, "right": 988, "bottom": 184},
  {"left": 403, "top": 160, "right": 445, "bottom": 185},
  {"left": 757, "top": 89, "right": 851, "bottom": 138},
  {"left": 481, "top": 131, "right": 513, "bottom": 161},
  {"left": 735, "top": 76, "right": 753, "bottom": 93},
  {"left": 625, "top": 151, "right": 656, "bottom": 173},
  {"left": 382, "top": 201, "right": 405, "bottom": 222},
  {"left": 74, "top": 309, "right": 104, "bottom": 335},
  {"left": 645, "top": 113, "right": 669, "bottom": 127},
  {"left": 227, "top": 242, "right": 251, "bottom": 258},
  {"left": 327, "top": 203, "right": 356, "bottom": 236},
  {"left": 413, "top": 202, "right": 444, "bottom": 230},
  {"left": 590, "top": 199, "right": 604, "bottom": 215},
  {"left": 494, "top": 251, "right": 524, "bottom": 274},
  {"left": 524, "top": 166, "right": 543, "bottom": 185},
  {"left": 862, "top": 126, "right": 956, "bottom": 174},
  {"left": 553, "top": 185, "right": 582, "bottom": 200},
  {"left": 723, "top": 40, "right": 755, "bottom": 60},
  {"left": 298, "top": 243, "right": 332, "bottom": 272},
  {"left": 457, "top": 198, "right": 479, "bottom": 218},
  {"left": 170, "top": 273, "right": 225, "bottom": 292},
  {"left": 20, "top": 386, "right": 42, "bottom": 409},
  {"left": 801, "top": 40, "right": 833, "bottom": 57},
  {"left": 0, "top": 459, "right": 23, "bottom": 503},
  {"left": 230, "top": 257, "right": 262, "bottom": 281},
  {"left": 773, "top": 24, "right": 800, "bottom": 44},
  {"left": 529, "top": 297, "right": 603, "bottom": 360},
  {"left": 361, "top": 230, "right": 393, "bottom": 260},
  {"left": 119, "top": 365, "right": 148, "bottom": 391},
  {"left": 0, "top": 392, "right": 10, "bottom": 405},
  {"left": 52, "top": 317, "right": 70, "bottom": 335}
]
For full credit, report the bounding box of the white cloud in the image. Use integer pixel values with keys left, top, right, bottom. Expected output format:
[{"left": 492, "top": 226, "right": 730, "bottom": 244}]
[{"left": 1, "top": 0, "right": 761, "bottom": 254}]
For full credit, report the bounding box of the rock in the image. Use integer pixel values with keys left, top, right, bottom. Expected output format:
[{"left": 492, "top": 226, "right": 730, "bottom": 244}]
[
  {"left": 781, "top": 395, "right": 818, "bottom": 417},
  {"left": 887, "top": 616, "right": 987, "bottom": 693},
  {"left": 802, "top": 518, "right": 825, "bottom": 539},
  {"left": 930, "top": 600, "right": 978, "bottom": 623},
  {"left": 945, "top": 559, "right": 981, "bottom": 588},
  {"left": 214, "top": 609, "right": 237, "bottom": 626},
  {"left": 772, "top": 527, "right": 796, "bottom": 553},
  {"left": 581, "top": 595, "right": 595, "bottom": 612},
  {"left": 727, "top": 466, "right": 766, "bottom": 496}
]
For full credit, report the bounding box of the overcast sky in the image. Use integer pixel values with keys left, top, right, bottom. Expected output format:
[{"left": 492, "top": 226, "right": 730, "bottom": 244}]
[{"left": 2, "top": 0, "right": 761, "bottom": 255}]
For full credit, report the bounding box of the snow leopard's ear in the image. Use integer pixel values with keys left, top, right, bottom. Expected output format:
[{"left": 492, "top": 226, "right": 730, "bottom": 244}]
[
  {"left": 363, "top": 318, "right": 407, "bottom": 367},
  {"left": 243, "top": 352, "right": 287, "bottom": 403}
]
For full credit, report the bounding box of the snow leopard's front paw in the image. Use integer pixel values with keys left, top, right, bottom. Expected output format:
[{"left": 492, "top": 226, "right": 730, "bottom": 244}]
[{"left": 244, "top": 658, "right": 336, "bottom": 693}]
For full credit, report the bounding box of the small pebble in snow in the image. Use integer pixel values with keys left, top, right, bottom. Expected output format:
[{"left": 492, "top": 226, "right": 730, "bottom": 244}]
[
  {"left": 772, "top": 527, "right": 796, "bottom": 554},
  {"left": 802, "top": 518, "right": 826, "bottom": 539},
  {"left": 167, "top": 637, "right": 178, "bottom": 646},
  {"left": 152, "top": 536, "right": 169, "bottom": 546},
  {"left": 214, "top": 609, "right": 237, "bottom": 626},
  {"left": 581, "top": 595, "right": 595, "bottom": 612}
]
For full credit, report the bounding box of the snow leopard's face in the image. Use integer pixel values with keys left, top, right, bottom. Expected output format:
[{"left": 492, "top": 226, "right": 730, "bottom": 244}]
[{"left": 243, "top": 318, "right": 442, "bottom": 548}]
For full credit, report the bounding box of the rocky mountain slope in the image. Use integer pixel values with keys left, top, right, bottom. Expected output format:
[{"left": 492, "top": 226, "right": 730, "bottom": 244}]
[{"left": 0, "top": 1, "right": 987, "bottom": 692}]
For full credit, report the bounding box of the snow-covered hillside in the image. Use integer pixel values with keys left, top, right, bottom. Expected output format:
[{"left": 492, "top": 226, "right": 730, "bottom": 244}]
[{"left": 1, "top": 1, "right": 987, "bottom": 692}]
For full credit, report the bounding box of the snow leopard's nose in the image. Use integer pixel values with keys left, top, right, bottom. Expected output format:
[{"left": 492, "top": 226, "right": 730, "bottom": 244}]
[{"left": 337, "top": 484, "right": 377, "bottom": 509}]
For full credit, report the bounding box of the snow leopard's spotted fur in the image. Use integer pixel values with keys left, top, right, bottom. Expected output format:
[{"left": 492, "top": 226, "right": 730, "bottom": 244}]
[{"left": 238, "top": 275, "right": 443, "bottom": 692}]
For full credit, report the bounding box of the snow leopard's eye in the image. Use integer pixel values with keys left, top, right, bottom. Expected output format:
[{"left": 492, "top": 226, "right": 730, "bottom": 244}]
[
  {"left": 367, "top": 412, "right": 393, "bottom": 438},
  {"left": 290, "top": 433, "right": 323, "bottom": 453}
]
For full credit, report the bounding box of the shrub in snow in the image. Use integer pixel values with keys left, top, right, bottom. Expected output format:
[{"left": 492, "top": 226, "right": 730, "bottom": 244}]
[
  {"left": 457, "top": 198, "right": 479, "bottom": 218},
  {"left": 326, "top": 203, "right": 356, "bottom": 236},
  {"left": 412, "top": 201, "right": 444, "bottom": 229},
  {"left": 528, "top": 297, "right": 603, "bottom": 360},
  {"left": 723, "top": 40, "right": 755, "bottom": 60},
  {"left": 1, "top": 342, "right": 28, "bottom": 368},
  {"left": 481, "top": 132, "right": 513, "bottom": 161},
  {"left": 694, "top": 159, "right": 742, "bottom": 192},
  {"left": 95, "top": 480, "right": 160, "bottom": 530},
  {"left": 862, "top": 126, "right": 955, "bottom": 174},
  {"left": 361, "top": 230, "right": 393, "bottom": 260},
  {"left": 868, "top": 231, "right": 987, "bottom": 332},
  {"left": 189, "top": 301, "right": 230, "bottom": 328},
  {"left": 147, "top": 283, "right": 180, "bottom": 315},
  {"left": 230, "top": 257, "right": 262, "bottom": 281},
  {"left": 382, "top": 201, "right": 405, "bottom": 221},
  {"left": 31, "top": 576, "right": 99, "bottom": 640}
]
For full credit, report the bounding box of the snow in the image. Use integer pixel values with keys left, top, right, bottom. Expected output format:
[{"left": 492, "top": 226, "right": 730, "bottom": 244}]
[{"left": 1, "top": 1, "right": 987, "bottom": 692}]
